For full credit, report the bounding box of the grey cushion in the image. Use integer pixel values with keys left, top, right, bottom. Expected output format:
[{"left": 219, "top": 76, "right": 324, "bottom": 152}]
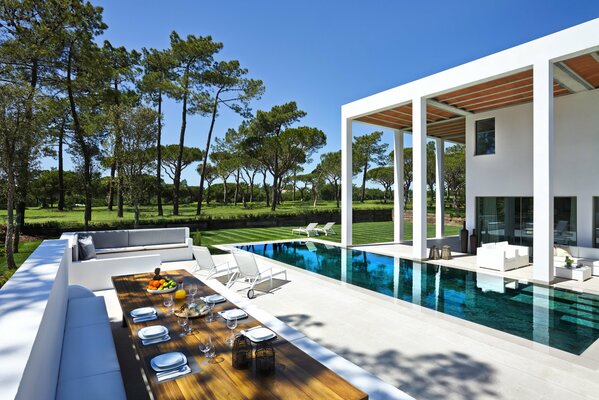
[
  {"left": 68, "top": 285, "right": 95, "bottom": 300},
  {"left": 95, "top": 246, "right": 145, "bottom": 254},
  {"left": 56, "top": 371, "right": 126, "bottom": 400},
  {"left": 143, "top": 243, "right": 187, "bottom": 251},
  {"left": 78, "top": 235, "right": 96, "bottom": 260},
  {"left": 86, "top": 230, "right": 129, "bottom": 249},
  {"left": 128, "top": 228, "right": 186, "bottom": 246},
  {"left": 65, "top": 297, "right": 110, "bottom": 329}
]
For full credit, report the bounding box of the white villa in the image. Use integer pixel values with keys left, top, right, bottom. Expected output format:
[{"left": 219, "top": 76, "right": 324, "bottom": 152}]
[{"left": 341, "top": 18, "right": 599, "bottom": 284}]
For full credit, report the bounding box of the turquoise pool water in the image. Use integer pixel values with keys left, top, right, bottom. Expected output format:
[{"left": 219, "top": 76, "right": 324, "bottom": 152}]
[{"left": 236, "top": 241, "right": 599, "bottom": 355}]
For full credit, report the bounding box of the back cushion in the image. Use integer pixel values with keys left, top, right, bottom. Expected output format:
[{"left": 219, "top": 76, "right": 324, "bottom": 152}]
[
  {"left": 78, "top": 235, "right": 96, "bottom": 261},
  {"left": 129, "top": 228, "right": 186, "bottom": 246},
  {"left": 87, "top": 231, "right": 129, "bottom": 249}
]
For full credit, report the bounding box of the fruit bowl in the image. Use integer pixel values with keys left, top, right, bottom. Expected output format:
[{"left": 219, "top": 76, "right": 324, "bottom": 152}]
[{"left": 147, "top": 286, "right": 177, "bottom": 294}]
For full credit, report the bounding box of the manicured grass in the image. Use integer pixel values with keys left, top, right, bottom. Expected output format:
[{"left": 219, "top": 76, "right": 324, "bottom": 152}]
[
  {"left": 1, "top": 201, "right": 394, "bottom": 225},
  {"left": 0, "top": 240, "right": 43, "bottom": 285},
  {"left": 196, "top": 221, "right": 461, "bottom": 247}
]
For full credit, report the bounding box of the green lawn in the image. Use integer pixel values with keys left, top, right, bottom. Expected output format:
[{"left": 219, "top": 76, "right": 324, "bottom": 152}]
[
  {"left": 0, "top": 240, "right": 43, "bottom": 286},
  {"left": 197, "top": 221, "right": 461, "bottom": 247},
  {"left": 1, "top": 201, "right": 396, "bottom": 225}
]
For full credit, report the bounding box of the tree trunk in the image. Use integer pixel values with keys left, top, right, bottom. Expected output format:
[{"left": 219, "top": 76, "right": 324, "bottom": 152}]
[
  {"left": 134, "top": 202, "right": 140, "bottom": 229},
  {"left": 292, "top": 172, "right": 296, "bottom": 201},
  {"left": 271, "top": 150, "right": 279, "bottom": 211},
  {"left": 117, "top": 172, "right": 124, "bottom": 217},
  {"left": 335, "top": 182, "right": 340, "bottom": 208},
  {"left": 223, "top": 179, "right": 228, "bottom": 204},
  {"left": 57, "top": 118, "right": 65, "bottom": 211},
  {"left": 173, "top": 79, "right": 189, "bottom": 216},
  {"left": 233, "top": 169, "right": 240, "bottom": 206},
  {"left": 360, "top": 160, "right": 368, "bottom": 203},
  {"left": 156, "top": 92, "right": 163, "bottom": 216},
  {"left": 197, "top": 93, "right": 220, "bottom": 215},
  {"left": 262, "top": 172, "right": 270, "bottom": 207},
  {"left": 107, "top": 157, "right": 116, "bottom": 210},
  {"left": 206, "top": 183, "right": 211, "bottom": 205},
  {"left": 4, "top": 158, "right": 16, "bottom": 270},
  {"left": 249, "top": 171, "right": 256, "bottom": 203},
  {"left": 13, "top": 201, "right": 25, "bottom": 253}
]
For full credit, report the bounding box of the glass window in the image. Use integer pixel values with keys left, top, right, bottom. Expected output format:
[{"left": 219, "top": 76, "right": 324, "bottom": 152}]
[
  {"left": 475, "top": 118, "right": 495, "bottom": 155},
  {"left": 594, "top": 197, "right": 599, "bottom": 248},
  {"left": 554, "top": 197, "right": 576, "bottom": 246}
]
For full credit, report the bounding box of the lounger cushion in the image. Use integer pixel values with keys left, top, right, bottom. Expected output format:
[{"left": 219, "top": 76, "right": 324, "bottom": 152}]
[
  {"left": 67, "top": 285, "right": 95, "bottom": 300},
  {"left": 56, "top": 371, "right": 126, "bottom": 400},
  {"left": 128, "top": 228, "right": 186, "bottom": 246},
  {"left": 78, "top": 235, "right": 96, "bottom": 260}
]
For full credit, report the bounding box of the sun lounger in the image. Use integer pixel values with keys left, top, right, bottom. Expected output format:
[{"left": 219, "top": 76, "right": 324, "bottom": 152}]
[
  {"left": 292, "top": 223, "right": 319, "bottom": 237},
  {"left": 314, "top": 222, "right": 336, "bottom": 236}
]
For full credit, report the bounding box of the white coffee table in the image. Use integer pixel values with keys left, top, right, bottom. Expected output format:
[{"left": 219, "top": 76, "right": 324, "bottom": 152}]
[{"left": 555, "top": 265, "right": 592, "bottom": 281}]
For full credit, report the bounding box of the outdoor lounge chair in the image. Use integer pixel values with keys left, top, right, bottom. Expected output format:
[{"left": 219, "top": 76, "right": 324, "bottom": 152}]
[
  {"left": 314, "top": 222, "right": 336, "bottom": 236},
  {"left": 192, "top": 246, "right": 232, "bottom": 278},
  {"left": 227, "top": 251, "right": 288, "bottom": 299},
  {"left": 292, "top": 222, "right": 319, "bottom": 237}
]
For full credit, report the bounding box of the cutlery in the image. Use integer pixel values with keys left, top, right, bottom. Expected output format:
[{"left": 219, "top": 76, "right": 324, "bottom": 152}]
[{"left": 156, "top": 365, "right": 191, "bottom": 382}]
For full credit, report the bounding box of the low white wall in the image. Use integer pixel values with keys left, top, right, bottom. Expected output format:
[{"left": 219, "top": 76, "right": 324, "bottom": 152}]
[
  {"left": 466, "top": 89, "right": 599, "bottom": 247},
  {"left": 0, "top": 240, "right": 69, "bottom": 400}
]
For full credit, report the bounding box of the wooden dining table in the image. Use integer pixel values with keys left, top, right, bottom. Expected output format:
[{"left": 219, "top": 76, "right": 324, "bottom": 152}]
[{"left": 112, "top": 269, "right": 368, "bottom": 400}]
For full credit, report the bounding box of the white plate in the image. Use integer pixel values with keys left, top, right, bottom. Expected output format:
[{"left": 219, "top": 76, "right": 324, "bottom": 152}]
[
  {"left": 245, "top": 327, "right": 276, "bottom": 342},
  {"left": 130, "top": 307, "right": 157, "bottom": 318},
  {"left": 220, "top": 309, "right": 248, "bottom": 320},
  {"left": 150, "top": 352, "right": 187, "bottom": 372},
  {"left": 204, "top": 294, "right": 226, "bottom": 304},
  {"left": 139, "top": 325, "right": 168, "bottom": 340},
  {"left": 147, "top": 287, "right": 177, "bottom": 294}
]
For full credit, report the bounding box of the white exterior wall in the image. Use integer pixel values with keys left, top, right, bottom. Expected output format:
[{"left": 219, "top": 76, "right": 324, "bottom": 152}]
[{"left": 466, "top": 89, "right": 599, "bottom": 248}]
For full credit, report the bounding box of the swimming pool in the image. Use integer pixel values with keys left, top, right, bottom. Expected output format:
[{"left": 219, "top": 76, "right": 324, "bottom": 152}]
[{"left": 236, "top": 241, "right": 599, "bottom": 355}]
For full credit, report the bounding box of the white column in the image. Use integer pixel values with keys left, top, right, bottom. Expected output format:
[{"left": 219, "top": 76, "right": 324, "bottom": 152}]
[
  {"left": 341, "top": 117, "right": 353, "bottom": 246},
  {"left": 533, "top": 60, "right": 554, "bottom": 283},
  {"left": 412, "top": 97, "right": 427, "bottom": 259},
  {"left": 435, "top": 138, "right": 445, "bottom": 238},
  {"left": 393, "top": 130, "right": 405, "bottom": 242}
]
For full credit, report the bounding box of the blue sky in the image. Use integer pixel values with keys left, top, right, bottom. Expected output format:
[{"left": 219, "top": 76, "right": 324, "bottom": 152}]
[{"left": 50, "top": 0, "right": 599, "bottom": 185}]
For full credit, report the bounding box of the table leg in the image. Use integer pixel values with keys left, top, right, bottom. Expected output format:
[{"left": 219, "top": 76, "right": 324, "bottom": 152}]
[{"left": 122, "top": 313, "right": 127, "bottom": 328}]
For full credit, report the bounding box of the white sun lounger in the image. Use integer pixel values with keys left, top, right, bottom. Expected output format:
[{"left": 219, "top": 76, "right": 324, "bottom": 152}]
[
  {"left": 292, "top": 222, "right": 319, "bottom": 237},
  {"left": 192, "top": 246, "right": 232, "bottom": 278},
  {"left": 227, "top": 251, "right": 288, "bottom": 298},
  {"left": 314, "top": 222, "right": 336, "bottom": 236}
]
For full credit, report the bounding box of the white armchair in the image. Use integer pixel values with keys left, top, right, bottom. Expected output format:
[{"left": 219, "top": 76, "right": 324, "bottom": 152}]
[{"left": 477, "top": 241, "right": 529, "bottom": 271}]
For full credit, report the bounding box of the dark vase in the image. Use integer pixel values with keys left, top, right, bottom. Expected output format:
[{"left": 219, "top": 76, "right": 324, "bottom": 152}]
[
  {"left": 460, "top": 221, "right": 468, "bottom": 253},
  {"left": 469, "top": 229, "right": 478, "bottom": 255}
]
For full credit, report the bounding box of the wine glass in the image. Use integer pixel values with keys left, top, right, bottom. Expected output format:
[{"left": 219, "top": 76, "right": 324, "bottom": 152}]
[
  {"left": 163, "top": 294, "right": 174, "bottom": 315},
  {"left": 205, "top": 300, "right": 215, "bottom": 323},
  {"left": 199, "top": 335, "right": 215, "bottom": 363},
  {"left": 177, "top": 314, "right": 189, "bottom": 337},
  {"left": 226, "top": 317, "right": 238, "bottom": 345},
  {"left": 188, "top": 284, "right": 198, "bottom": 303}
]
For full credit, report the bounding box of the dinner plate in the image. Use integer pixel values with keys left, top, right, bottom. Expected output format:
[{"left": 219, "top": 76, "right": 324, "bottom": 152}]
[
  {"left": 220, "top": 309, "right": 248, "bottom": 320},
  {"left": 147, "top": 287, "right": 177, "bottom": 294},
  {"left": 204, "top": 294, "right": 226, "bottom": 304},
  {"left": 245, "top": 327, "right": 276, "bottom": 342},
  {"left": 130, "top": 307, "right": 157, "bottom": 318},
  {"left": 139, "top": 325, "right": 168, "bottom": 340},
  {"left": 150, "top": 352, "right": 187, "bottom": 372}
]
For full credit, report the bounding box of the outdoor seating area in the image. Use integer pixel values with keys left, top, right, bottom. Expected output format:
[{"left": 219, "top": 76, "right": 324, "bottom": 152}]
[
  {"left": 476, "top": 241, "right": 530, "bottom": 272},
  {"left": 292, "top": 222, "right": 336, "bottom": 237}
]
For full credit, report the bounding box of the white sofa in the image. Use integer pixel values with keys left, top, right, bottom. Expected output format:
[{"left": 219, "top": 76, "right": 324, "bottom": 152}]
[
  {"left": 61, "top": 227, "right": 194, "bottom": 291},
  {"left": 477, "top": 241, "right": 530, "bottom": 271},
  {"left": 554, "top": 245, "right": 599, "bottom": 275}
]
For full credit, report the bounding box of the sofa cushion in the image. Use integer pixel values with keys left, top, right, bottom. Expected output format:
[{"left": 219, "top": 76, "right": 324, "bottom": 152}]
[
  {"left": 68, "top": 285, "right": 95, "bottom": 300},
  {"left": 143, "top": 243, "right": 187, "bottom": 251},
  {"left": 56, "top": 370, "right": 126, "bottom": 400},
  {"left": 95, "top": 246, "right": 145, "bottom": 254},
  {"left": 128, "top": 228, "right": 186, "bottom": 246},
  {"left": 86, "top": 230, "right": 129, "bottom": 249},
  {"left": 59, "top": 322, "right": 121, "bottom": 382},
  {"left": 65, "top": 297, "right": 110, "bottom": 330},
  {"left": 78, "top": 235, "right": 96, "bottom": 260}
]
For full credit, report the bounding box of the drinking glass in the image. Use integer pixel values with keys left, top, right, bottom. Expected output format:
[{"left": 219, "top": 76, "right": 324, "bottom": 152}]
[
  {"left": 205, "top": 300, "right": 215, "bottom": 323},
  {"left": 188, "top": 284, "right": 198, "bottom": 303},
  {"left": 199, "top": 335, "right": 215, "bottom": 363},
  {"left": 226, "top": 317, "right": 238, "bottom": 345},
  {"left": 177, "top": 314, "right": 189, "bottom": 337},
  {"left": 163, "top": 294, "right": 174, "bottom": 315}
]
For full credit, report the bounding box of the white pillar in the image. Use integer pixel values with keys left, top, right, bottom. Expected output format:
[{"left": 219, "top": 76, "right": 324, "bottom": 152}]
[
  {"left": 341, "top": 117, "right": 353, "bottom": 246},
  {"left": 412, "top": 97, "right": 427, "bottom": 259},
  {"left": 435, "top": 138, "right": 445, "bottom": 238},
  {"left": 393, "top": 130, "right": 405, "bottom": 242},
  {"left": 533, "top": 60, "right": 554, "bottom": 283}
]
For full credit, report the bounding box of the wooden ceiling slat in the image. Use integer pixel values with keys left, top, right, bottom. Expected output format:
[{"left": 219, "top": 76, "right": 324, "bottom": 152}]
[
  {"left": 355, "top": 115, "right": 405, "bottom": 129},
  {"left": 436, "top": 70, "right": 533, "bottom": 102},
  {"left": 364, "top": 112, "right": 410, "bottom": 125},
  {"left": 563, "top": 54, "right": 599, "bottom": 88},
  {"left": 455, "top": 88, "right": 535, "bottom": 109},
  {"left": 438, "top": 76, "right": 533, "bottom": 104}
]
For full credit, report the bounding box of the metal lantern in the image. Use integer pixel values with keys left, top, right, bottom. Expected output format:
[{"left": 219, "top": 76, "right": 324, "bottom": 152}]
[
  {"left": 232, "top": 335, "right": 252, "bottom": 370},
  {"left": 255, "top": 342, "right": 275, "bottom": 374}
]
